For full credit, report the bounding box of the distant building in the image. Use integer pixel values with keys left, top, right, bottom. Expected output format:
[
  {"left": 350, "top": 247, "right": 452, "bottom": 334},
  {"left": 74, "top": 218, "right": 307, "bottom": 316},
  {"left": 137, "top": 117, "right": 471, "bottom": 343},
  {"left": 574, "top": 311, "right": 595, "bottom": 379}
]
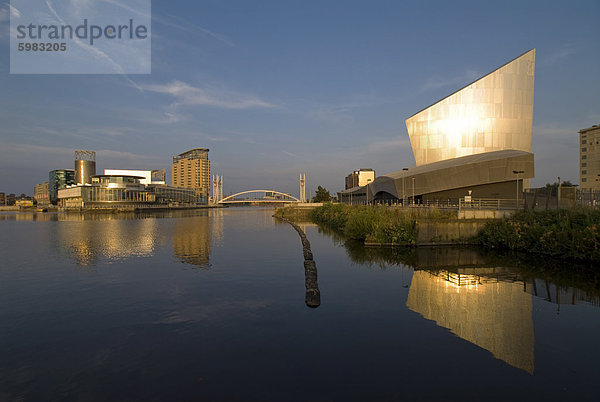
[
  {"left": 34, "top": 182, "right": 50, "bottom": 206},
  {"left": 104, "top": 169, "right": 166, "bottom": 185},
  {"left": 579, "top": 124, "right": 600, "bottom": 190},
  {"left": 58, "top": 175, "right": 155, "bottom": 209},
  {"left": 6, "top": 194, "right": 16, "bottom": 206},
  {"left": 0, "top": 192, "right": 5, "bottom": 205},
  {"left": 345, "top": 169, "right": 375, "bottom": 190},
  {"left": 74, "top": 150, "right": 96, "bottom": 185},
  {"left": 151, "top": 169, "right": 166, "bottom": 184},
  {"left": 15, "top": 199, "right": 34, "bottom": 208},
  {"left": 49, "top": 169, "right": 75, "bottom": 205},
  {"left": 172, "top": 148, "right": 210, "bottom": 198}
]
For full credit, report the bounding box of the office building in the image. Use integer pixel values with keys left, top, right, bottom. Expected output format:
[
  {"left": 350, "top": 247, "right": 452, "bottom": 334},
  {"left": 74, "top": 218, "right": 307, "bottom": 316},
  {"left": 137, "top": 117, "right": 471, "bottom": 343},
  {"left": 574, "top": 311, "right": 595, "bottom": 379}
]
[
  {"left": 49, "top": 169, "right": 75, "bottom": 205},
  {"left": 172, "top": 148, "right": 210, "bottom": 197},
  {"left": 345, "top": 169, "right": 375, "bottom": 190},
  {"left": 579, "top": 124, "right": 600, "bottom": 190},
  {"left": 34, "top": 182, "right": 50, "bottom": 206}
]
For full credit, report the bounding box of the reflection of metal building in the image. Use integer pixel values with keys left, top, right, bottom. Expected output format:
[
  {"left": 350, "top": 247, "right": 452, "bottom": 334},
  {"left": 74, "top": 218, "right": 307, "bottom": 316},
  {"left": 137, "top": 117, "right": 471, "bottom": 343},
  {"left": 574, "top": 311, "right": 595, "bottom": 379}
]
[
  {"left": 406, "top": 269, "right": 534, "bottom": 373},
  {"left": 74, "top": 150, "right": 96, "bottom": 185}
]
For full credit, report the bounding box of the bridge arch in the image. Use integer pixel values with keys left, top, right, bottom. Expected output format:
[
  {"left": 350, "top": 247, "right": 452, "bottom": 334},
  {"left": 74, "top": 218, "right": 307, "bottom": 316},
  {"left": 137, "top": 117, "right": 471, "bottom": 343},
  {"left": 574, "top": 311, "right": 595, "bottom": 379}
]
[{"left": 218, "top": 190, "right": 300, "bottom": 204}]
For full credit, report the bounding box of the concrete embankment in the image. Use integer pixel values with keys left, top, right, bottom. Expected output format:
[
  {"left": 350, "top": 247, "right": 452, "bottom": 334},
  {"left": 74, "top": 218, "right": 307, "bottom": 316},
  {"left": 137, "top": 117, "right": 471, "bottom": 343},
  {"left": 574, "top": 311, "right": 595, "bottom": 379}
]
[
  {"left": 275, "top": 216, "right": 321, "bottom": 308},
  {"left": 56, "top": 205, "right": 226, "bottom": 213}
]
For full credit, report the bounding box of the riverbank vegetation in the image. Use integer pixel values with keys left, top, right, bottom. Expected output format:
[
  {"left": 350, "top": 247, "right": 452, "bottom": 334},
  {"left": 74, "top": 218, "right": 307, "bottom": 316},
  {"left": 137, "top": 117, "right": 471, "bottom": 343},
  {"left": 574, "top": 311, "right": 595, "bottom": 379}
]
[
  {"left": 308, "top": 203, "right": 454, "bottom": 245},
  {"left": 476, "top": 208, "right": 600, "bottom": 262},
  {"left": 276, "top": 204, "right": 600, "bottom": 263}
]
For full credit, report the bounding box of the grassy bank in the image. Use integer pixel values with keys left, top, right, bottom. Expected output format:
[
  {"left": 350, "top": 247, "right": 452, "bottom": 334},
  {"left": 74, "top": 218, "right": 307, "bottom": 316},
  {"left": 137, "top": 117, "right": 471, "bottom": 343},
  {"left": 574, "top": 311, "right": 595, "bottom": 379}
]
[
  {"left": 273, "top": 206, "right": 315, "bottom": 221},
  {"left": 476, "top": 208, "right": 600, "bottom": 262},
  {"left": 309, "top": 203, "right": 455, "bottom": 245}
]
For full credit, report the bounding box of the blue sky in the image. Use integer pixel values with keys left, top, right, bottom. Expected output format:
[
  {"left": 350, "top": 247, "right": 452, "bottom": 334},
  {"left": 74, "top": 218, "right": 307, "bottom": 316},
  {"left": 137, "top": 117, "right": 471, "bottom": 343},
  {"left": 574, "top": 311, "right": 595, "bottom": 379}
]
[{"left": 1, "top": 0, "right": 599, "bottom": 196}]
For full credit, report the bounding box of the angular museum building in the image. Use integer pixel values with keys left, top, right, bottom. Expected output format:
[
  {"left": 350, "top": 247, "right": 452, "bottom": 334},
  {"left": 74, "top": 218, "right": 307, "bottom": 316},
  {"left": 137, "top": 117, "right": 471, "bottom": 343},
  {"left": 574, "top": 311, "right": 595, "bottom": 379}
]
[{"left": 340, "top": 49, "right": 536, "bottom": 204}]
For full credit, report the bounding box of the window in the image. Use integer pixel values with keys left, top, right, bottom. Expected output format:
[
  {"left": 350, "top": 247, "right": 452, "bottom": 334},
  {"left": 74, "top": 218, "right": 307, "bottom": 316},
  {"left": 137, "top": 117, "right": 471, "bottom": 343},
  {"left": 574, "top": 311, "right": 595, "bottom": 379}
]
[
  {"left": 582, "top": 170, "right": 587, "bottom": 174},
  {"left": 582, "top": 140, "right": 587, "bottom": 144},
  {"left": 582, "top": 163, "right": 587, "bottom": 167},
  {"left": 582, "top": 148, "right": 587, "bottom": 152},
  {"left": 582, "top": 178, "right": 587, "bottom": 182},
  {"left": 583, "top": 155, "right": 587, "bottom": 159}
]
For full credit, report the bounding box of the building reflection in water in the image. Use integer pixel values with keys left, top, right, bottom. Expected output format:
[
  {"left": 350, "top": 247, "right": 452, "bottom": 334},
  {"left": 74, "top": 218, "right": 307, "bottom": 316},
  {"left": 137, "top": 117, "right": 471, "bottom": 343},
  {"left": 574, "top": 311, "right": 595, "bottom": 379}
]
[
  {"left": 341, "top": 245, "right": 600, "bottom": 374},
  {"left": 54, "top": 215, "right": 159, "bottom": 266},
  {"left": 406, "top": 268, "right": 535, "bottom": 374},
  {"left": 172, "top": 212, "right": 211, "bottom": 268}
]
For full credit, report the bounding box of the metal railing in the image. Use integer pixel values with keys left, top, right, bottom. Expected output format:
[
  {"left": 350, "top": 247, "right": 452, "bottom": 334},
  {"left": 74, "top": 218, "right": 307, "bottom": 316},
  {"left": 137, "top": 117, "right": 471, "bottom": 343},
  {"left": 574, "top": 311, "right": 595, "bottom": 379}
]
[{"left": 370, "top": 198, "right": 524, "bottom": 211}]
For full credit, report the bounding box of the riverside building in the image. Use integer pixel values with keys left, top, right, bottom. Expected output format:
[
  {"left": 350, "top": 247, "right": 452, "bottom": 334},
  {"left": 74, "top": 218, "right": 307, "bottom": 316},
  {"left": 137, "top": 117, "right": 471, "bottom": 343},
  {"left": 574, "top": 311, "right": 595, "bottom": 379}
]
[
  {"left": 172, "top": 148, "right": 211, "bottom": 198},
  {"left": 49, "top": 169, "right": 75, "bottom": 205},
  {"left": 579, "top": 124, "right": 600, "bottom": 191},
  {"left": 340, "top": 49, "right": 536, "bottom": 204}
]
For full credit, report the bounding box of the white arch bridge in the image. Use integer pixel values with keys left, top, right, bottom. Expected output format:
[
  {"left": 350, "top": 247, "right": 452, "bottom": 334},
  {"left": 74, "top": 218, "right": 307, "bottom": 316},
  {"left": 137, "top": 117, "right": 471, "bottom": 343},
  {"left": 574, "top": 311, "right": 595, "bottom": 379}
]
[{"left": 217, "top": 190, "right": 300, "bottom": 204}]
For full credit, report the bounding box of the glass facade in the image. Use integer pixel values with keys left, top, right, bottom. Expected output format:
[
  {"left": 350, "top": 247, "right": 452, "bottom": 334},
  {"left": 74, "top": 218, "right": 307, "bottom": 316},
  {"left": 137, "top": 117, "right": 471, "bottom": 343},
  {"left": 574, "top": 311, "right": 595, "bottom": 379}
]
[
  {"left": 148, "top": 185, "right": 207, "bottom": 205},
  {"left": 406, "top": 49, "right": 535, "bottom": 166},
  {"left": 49, "top": 169, "right": 75, "bottom": 205}
]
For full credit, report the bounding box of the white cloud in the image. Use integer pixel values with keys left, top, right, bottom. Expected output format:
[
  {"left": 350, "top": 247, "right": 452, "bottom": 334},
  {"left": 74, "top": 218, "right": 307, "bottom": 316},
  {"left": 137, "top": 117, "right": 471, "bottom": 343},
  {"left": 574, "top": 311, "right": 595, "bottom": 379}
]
[
  {"left": 542, "top": 45, "right": 577, "bottom": 65},
  {"left": 156, "top": 13, "right": 234, "bottom": 47},
  {"left": 418, "top": 70, "right": 482, "bottom": 94},
  {"left": 143, "top": 80, "right": 276, "bottom": 110},
  {"left": 367, "top": 137, "right": 410, "bottom": 153}
]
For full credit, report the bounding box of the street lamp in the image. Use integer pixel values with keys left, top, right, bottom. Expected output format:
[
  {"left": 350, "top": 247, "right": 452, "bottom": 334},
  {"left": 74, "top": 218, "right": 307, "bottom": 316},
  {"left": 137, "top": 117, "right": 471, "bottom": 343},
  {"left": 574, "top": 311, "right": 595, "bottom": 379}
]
[
  {"left": 402, "top": 168, "right": 408, "bottom": 206},
  {"left": 557, "top": 176, "right": 561, "bottom": 209},
  {"left": 412, "top": 177, "right": 415, "bottom": 206},
  {"left": 513, "top": 170, "right": 524, "bottom": 209}
]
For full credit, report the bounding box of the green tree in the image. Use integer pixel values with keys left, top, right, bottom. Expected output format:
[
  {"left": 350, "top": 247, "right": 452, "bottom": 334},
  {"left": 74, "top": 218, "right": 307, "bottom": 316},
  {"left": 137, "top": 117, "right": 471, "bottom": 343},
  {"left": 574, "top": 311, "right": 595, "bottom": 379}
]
[
  {"left": 545, "top": 180, "right": 575, "bottom": 189},
  {"left": 312, "top": 186, "right": 332, "bottom": 202}
]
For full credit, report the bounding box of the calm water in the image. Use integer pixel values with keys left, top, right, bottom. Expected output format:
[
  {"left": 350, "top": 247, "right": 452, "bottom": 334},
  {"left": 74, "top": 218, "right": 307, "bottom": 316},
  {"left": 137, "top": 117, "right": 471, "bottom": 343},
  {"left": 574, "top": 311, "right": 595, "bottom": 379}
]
[{"left": 1, "top": 208, "right": 599, "bottom": 401}]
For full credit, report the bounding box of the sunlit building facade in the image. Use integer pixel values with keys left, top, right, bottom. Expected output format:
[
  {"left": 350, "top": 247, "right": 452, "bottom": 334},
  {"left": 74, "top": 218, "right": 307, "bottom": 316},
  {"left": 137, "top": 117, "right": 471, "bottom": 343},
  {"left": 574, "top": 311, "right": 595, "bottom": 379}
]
[
  {"left": 406, "top": 49, "right": 535, "bottom": 166},
  {"left": 579, "top": 124, "right": 600, "bottom": 190},
  {"left": 172, "top": 148, "right": 211, "bottom": 198},
  {"left": 34, "top": 182, "right": 50, "bottom": 206},
  {"left": 345, "top": 169, "right": 375, "bottom": 190},
  {"left": 49, "top": 169, "right": 75, "bottom": 205},
  {"left": 341, "top": 49, "right": 536, "bottom": 204}
]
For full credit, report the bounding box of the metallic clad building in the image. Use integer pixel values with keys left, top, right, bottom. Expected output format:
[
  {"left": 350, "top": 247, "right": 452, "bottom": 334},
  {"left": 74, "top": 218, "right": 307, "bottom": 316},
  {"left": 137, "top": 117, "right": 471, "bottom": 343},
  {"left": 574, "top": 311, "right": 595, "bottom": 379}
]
[
  {"left": 74, "top": 150, "right": 96, "bottom": 185},
  {"left": 340, "top": 50, "right": 536, "bottom": 204},
  {"left": 406, "top": 49, "right": 535, "bottom": 166}
]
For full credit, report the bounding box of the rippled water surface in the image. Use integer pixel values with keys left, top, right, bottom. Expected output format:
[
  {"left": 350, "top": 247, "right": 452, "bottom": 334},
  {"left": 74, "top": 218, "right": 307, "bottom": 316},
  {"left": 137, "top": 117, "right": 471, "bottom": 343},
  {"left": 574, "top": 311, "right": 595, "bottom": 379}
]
[{"left": 1, "top": 208, "right": 599, "bottom": 401}]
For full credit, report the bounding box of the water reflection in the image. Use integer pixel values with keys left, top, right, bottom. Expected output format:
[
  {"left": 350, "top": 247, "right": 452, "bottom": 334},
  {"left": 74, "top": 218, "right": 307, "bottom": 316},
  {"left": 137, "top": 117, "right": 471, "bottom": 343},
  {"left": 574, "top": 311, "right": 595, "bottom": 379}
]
[
  {"left": 336, "top": 241, "right": 600, "bottom": 373},
  {"left": 18, "top": 210, "right": 216, "bottom": 268},
  {"left": 172, "top": 212, "right": 211, "bottom": 268},
  {"left": 407, "top": 269, "right": 535, "bottom": 373},
  {"left": 55, "top": 217, "right": 159, "bottom": 266}
]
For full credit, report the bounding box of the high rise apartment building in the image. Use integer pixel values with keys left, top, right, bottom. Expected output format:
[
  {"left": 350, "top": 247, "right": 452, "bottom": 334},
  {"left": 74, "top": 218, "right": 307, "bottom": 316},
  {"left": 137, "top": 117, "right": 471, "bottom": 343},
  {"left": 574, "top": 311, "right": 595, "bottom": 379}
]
[
  {"left": 172, "top": 148, "right": 210, "bottom": 197},
  {"left": 579, "top": 124, "right": 600, "bottom": 190}
]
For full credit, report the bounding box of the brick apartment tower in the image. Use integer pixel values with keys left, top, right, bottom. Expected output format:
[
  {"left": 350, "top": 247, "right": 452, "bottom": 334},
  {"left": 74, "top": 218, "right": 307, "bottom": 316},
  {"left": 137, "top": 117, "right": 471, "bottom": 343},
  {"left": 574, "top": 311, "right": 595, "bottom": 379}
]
[{"left": 172, "top": 148, "right": 211, "bottom": 197}]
